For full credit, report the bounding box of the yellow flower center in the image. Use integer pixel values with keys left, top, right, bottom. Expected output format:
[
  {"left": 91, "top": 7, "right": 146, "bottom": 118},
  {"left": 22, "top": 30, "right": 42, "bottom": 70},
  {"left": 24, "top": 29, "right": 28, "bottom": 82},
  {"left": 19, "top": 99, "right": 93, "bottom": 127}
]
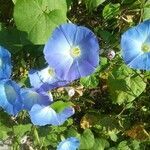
[
  {"left": 48, "top": 68, "right": 55, "bottom": 76},
  {"left": 70, "top": 47, "right": 81, "bottom": 58},
  {"left": 142, "top": 43, "right": 150, "bottom": 53}
]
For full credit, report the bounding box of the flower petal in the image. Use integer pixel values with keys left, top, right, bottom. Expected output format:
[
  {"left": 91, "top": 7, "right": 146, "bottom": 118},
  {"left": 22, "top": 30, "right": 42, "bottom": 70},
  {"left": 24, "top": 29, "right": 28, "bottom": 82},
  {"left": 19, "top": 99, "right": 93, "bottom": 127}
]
[
  {"left": 77, "top": 59, "right": 96, "bottom": 77},
  {"left": 29, "top": 66, "right": 69, "bottom": 91},
  {"left": 0, "top": 79, "right": 22, "bottom": 115},
  {"left": 59, "top": 23, "right": 77, "bottom": 46},
  {"left": 0, "top": 46, "right": 12, "bottom": 79},
  {"left": 46, "top": 54, "right": 73, "bottom": 80},
  {"left": 44, "top": 23, "right": 99, "bottom": 81},
  {"left": 121, "top": 20, "right": 150, "bottom": 67},
  {"left": 128, "top": 53, "right": 150, "bottom": 70},
  {"left": 57, "top": 137, "right": 80, "bottom": 150},
  {"left": 29, "top": 104, "right": 74, "bottom": 126},
  {"left": 20, "top": 88, "right": 52, "bottom": 111},
  {"left": 29, "top": 104, "right": 59, "bottom": 126},
  {"left": 78, "top": 27, "right": 99, "bottom": 67},
  {"left": 121, "top": 28, "right": 143, "bottom": 64},
  {"left": 44, "top": 23, "right": 71, "bottom": 58},
  {"left": 57, "top": 107, "right": 75, "bottom": 125}
]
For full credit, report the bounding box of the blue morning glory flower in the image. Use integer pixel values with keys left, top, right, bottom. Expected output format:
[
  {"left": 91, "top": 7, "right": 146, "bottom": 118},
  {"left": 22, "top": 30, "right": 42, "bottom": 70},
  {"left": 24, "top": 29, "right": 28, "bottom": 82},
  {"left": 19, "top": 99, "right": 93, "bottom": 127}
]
[
  {"left": 29, "top": 66, "right": 69, "bottom": 91},
  {"left": 57, "top": 137, "right": 80, "bottom": 150},
  {"left": 0, "top": 46, "right": 12, "bottom": 79},
  {"left": 29, "top": 104, "right": 74, "bottom": 126},
  {"left": 121, "top": 20, "right": 150, "bottom": 70},
  {"left": 20, "top": 88, "right": 53, "bottom": 111},
  {"left": 0, "top": 79, "right": 22, "bottom": 115},
  {"left": 44, "top": 23, "right": 99, "bottom": 81}
]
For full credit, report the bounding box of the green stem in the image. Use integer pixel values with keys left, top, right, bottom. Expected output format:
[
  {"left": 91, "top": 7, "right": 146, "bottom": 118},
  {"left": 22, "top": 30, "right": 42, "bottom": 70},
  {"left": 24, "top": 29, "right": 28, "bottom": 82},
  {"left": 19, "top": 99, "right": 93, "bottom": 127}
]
[{"left": 33, "top": 125, "right": 40, "bottom": 145}]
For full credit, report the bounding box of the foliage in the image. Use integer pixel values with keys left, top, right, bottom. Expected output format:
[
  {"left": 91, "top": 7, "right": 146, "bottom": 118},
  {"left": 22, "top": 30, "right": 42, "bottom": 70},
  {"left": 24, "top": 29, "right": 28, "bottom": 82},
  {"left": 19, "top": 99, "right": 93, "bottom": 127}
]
[{"left": 0, "top": 0, "right": 150, "bottom": 149}]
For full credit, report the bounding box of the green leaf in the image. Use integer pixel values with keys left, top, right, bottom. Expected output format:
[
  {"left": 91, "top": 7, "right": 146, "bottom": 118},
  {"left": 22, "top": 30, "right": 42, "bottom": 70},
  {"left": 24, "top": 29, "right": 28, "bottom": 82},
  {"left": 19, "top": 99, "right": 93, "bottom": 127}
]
[
  {"left": 14, "top": 0, "right": 67, "bottom": 44},
  {"left": 98, "top": 30, "right": 113, "bottom": 43},
  {"left": 80, "top": 74, "right": 99, "bottom": 88},
  {"left": 108, "top": 64, "right": 146, "bottom": 105},
  {"left": 108, "top": 130, "right": 118, "bottom": 142},
  {"left": 103, "top": 3, "right": 120, "bottom": 20},
  {"left": 99, "top": 115, "right": 121, "bottom": 131},
  {"left": 97, "top": 57, "right": 108, "bottom": 72},
  {"left": 81, "top": 113, "right": 121, "bottom": 131},
  {"left": 117, "top": 141, "right": 131, "bottom": 150},
  {"left": 12, "top": 0, "right": 17, "bottom": 4},
  {"left": 13, "top": 124, "right": 32, "bottom": 137},
  {"left": 38, "top": 125, "right": 68, "bottom": 147},
  {"left": 90, "top": 138, "right": 110, "bottom": 150},
  {"left": 143, "top": 0, "right": 150, "bottom": 20},
  {"left": 0, "top": 26, "right": 30, "bottom": 53},
  {"left": 130, "top": 140, "right": 140, "bottom": 150},
  {"left": 0, "top": 123, "right": 11, "bottom": 140},
  {"left": 0, "top": 131, "right": 8, "bottom": 140},
  {"left": 84, "top": 0, "right": 106, "bottom": 11},
  {"left": 51, "top": 101, "right": 73, "bottom": 113},
  {"left": 97, "top": 29, "right": 117, "bottom": 45},
  {"left": 67, "top": 127, "right": 80, "bottom": 138},
  {"left": 80, "top": 129, "right": 95, "bottom": 149}
]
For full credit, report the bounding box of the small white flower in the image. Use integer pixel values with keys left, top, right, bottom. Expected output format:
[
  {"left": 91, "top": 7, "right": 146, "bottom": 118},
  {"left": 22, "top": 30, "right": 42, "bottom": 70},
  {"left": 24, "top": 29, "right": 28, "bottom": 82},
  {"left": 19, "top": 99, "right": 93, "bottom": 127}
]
[
  {"left": 20, "top": 136, "right": 28, "bottom": 144},
  {"left": 107, "top": 50, "right": 115, "bottom": 60},
  {"left": 65, "top": 87, "right": 75, "bottom": 97}
]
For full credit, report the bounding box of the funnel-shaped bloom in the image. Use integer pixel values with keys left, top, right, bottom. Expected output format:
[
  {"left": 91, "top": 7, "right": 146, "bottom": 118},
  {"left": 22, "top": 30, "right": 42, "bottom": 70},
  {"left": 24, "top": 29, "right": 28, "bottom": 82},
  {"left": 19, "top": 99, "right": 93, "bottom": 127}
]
[
  {"left": 20, "top": 88, "right": 53, "bottom": 111},
  {"left": 0, "top": 79, "right": 22, "bottom": 115},
  {"left": 29, "top": 66, "right": 69, "bottom": 91},
  {"left": 57, "top": 137, "right": 80, "bottom": 150},
  {"left": 121, "top": 20, "right": 150, "bottom": 70},
  {"left": 0, "top": 46, "right": 12, "bottom": 79},
  {"left": 29, "top": 104, "right": 74, "bottom": 126},
  {"left": 44, "top": 23, "right": 99, "bottom": 81}
]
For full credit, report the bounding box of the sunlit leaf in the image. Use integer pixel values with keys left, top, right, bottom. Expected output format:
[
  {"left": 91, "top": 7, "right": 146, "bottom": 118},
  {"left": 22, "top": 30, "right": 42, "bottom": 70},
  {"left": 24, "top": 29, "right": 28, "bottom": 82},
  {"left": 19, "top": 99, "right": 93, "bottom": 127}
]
[
  {"left": 143, "top": 0, "right": 150, "bottom": 20},
  {"left": 84, "top": 0, "right": 106, "bottom": 11},
  {"left": 108, "top": 64, "right": 146, "bottom": 104},
  {"left": 80, "top": 129, "right": 95, "bottom": 149},
  {"left": 117, "top": 141, "right": 131, "bottom": 150},
  {"left": 51, "top": 101, "right": 73, "bottom": 113},
  {"left": 90, "top": 138, "right": 110, "bottom": 150},
  {"left": 13, "top": 124, "right": 32, "bottom": 137},
  {"left": 0, "top": 122, "right": 11, "bottom": 140},
  {"left": 14, "top": 0, "right": 67, "bottom": 44},
  {"left": 103, "top": 3, "right": 120, "bottom": 20},
  {"left": 80, "top": 74, "right": 99, "bottom": 88}
]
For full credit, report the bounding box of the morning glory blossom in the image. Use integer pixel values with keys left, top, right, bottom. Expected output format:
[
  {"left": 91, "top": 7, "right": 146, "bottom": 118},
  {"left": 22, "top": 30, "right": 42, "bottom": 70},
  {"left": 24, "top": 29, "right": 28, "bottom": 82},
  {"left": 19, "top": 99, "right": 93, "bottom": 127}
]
[
  {"left": 0, "top": 79, "right": 22, "bottom": 115},
  {"left": 44, "top": 23, "right": 99, "bottom": 81},
  {"left": 0, "top": 46, "right": 12, "bottom": 79},
  {"left": 121, "top": 20, "right": 150, "bottom": 70},
  {"left": 20, "top": 88, "right": 53, "bottom": 111},
  {"left": 57, "top": 137, "right": 80, "bottom": 150},
  {"left": 29, "top": 66, "right": 69, "bottom": 91},
  {"left": 29, "top": 104, "right": 74, "bottom": 126}
]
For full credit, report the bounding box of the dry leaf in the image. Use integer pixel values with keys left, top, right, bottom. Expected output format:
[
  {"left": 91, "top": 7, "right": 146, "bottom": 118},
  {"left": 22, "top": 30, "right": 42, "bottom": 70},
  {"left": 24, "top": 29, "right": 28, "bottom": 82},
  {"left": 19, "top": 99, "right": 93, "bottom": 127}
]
[{"left": 125, "top": 124, "right": 149, "bottom": 141}]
